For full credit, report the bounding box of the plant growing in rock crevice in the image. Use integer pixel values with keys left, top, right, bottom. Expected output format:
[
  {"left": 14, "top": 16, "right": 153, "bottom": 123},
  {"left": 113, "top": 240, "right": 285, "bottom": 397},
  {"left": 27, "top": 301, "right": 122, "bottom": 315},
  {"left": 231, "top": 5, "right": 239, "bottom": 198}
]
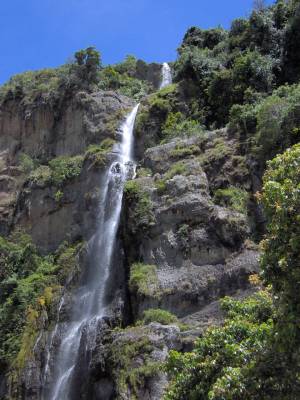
[
  {"left": 129, "top": 263, "right": 159, "bottom": 298},
  {"left": 124, "top": 180, "right": 155, "bottom": 231},
  {"left": 213, "top": 186, "right": 249, "bottom": 214}
]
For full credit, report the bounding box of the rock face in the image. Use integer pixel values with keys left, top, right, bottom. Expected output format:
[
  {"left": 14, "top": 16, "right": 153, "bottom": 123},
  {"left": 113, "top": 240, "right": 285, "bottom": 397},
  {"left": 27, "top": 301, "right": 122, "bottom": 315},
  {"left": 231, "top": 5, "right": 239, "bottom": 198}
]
[
  {"left": 124, "top": 131, "right": 260, "bottom": 325},
  {"left": 0, "top": 86, "right": 260, "bottom": 400},
  {"left": 135, "top": 61, "right": 163, "bottom": 90},
  {"left": 0, "top": 90, "right": 133, "bottom": 250}
]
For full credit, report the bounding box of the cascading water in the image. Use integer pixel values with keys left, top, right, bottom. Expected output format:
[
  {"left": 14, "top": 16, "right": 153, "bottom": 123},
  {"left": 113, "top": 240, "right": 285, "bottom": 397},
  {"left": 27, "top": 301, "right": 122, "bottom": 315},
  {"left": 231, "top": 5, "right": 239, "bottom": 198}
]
[
  {"left": 160, "top": 62, "right": 172, "bottom": 89},
  {"left": 45, "top": 104, "right": 139, "bottom": 400}
]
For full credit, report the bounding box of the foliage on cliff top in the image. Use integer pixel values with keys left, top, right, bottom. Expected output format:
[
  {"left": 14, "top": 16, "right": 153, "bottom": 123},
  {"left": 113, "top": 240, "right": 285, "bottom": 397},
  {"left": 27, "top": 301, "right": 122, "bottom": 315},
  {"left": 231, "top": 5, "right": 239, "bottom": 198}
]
[
  {"left": 98, "top": 56, "right": 153, "bottom": 101},
  {"left": 155, "top": 0, "right": 300, "bottom": 134},
  {"left": 0, "top": 51, "right": 156, "bottom": 108},
  {"left": 0, "top": 47, "right": 102, "bottom": 107}
]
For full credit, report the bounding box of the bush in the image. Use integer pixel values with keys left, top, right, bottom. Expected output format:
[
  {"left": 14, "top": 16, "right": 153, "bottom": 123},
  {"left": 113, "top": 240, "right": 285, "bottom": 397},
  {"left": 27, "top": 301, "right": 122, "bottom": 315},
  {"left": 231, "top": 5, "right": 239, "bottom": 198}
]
[
  {"left": 84, "top": 138, "right": 116, "bottom": 168},
  {"left": 161, "top": 112, "right": 204, "bottom": 142},
  {"left": 214, "top": 186, "right": 249, "bottom": 214},
  {"left": 72, "top": 46, "right": 101, "bottom": 85},
  {"left": 179, "top": 26, "right": 227, "bottom": 52},
  {"left": 164, "top": 291, "right": 274, "bottom": 400},
  {"left": 256, "top": 83, "right": 300, "bottom": 162},
  {"left": 48, "top": 155, "right": 84, "bottom": 185},
  {"left": 124, "top": 181, "right": 155, "bottom": 229},
  {"left": 19, "top": 154, "right": 36, "bottom": 174},
  {"left": 141, "top": 309, "right": 178, "bottom": 325},
  {"left": 129, "top": 263, "right": 159, "bottom": 297},
  {"left": 260, "top": 143, "right": 300, "bottom": 351}
]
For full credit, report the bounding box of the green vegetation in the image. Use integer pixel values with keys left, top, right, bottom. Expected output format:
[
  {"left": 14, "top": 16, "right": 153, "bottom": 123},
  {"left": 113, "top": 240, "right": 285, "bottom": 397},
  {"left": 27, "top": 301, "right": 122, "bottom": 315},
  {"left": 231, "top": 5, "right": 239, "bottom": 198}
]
[
  {"left": 141, "top": 309, "right": 178, "bottom": 325},
  {"left": 214, "top": 186, "right": 249, "bottom": 214},
  {"left": 165, "top": 290, "right": 274, "bottom": 400},
  {"left": 260, "top": 143, "right": 300, "bottom": 355},
  {"left": 29, "top": 155, "right": 83, "bottom": 186},
  {"left": 155, "top": 161, "right": 188, "bottom": 194},
  {"left": 201, "top": 137, "right": 233, "bottom": 165},
  {"left": 84, "top": 138, "right": 116, "bottom": 168},
  {"left": 98, "top": 55, "right": 153, "bottom": 100},
  {"left": 129, "top": 263, "right": 159, "bottom": 297},
  {"left": 124, "top": 180, "right": 155, "bottom": 229},
  {"left": 148, "top": 0, "right": 300, "bottom": 136},
  {"left": 0, "top": 233, "right": 82, "bottom": 372},
  {"left": 18, "top": 153, "right": 36, "bottom": 174},
  {"left": 170, "top": 143, "right": 201, "bottom": 159},
  {"left": 49, "top": 155, "right": 83, "bottom": 185},
  {"left": 161, "top": 112, "right": 204, "bottom": 143},
  {"left": 165, "top": 143, "right": 300, "bottom": 399},
  {"left": 109, "top": 328, "right": 160, "bottom": 398},
  {"left": 0, "top": 47, "right": 102, "bottom": 107},
  {"left": 136, "top": 168, "right": 152, "bottom": 178}
]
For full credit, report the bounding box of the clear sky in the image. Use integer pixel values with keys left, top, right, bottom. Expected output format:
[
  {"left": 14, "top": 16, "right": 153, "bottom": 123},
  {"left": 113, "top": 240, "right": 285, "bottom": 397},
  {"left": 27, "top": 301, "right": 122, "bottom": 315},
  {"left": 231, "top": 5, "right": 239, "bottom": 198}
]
[{"left": 1, "top": 0, "right": 274, "bottom": 84}]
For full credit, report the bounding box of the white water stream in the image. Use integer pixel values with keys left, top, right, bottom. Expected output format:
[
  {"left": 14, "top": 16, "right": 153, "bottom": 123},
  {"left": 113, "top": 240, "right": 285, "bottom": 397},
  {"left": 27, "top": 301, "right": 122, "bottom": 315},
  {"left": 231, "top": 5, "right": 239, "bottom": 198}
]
[
  {"left": 160, "top": 62, "right": 172, "bottom": 89},
  {"left": 45, "top": 104, "right": 139, "bottom": 400}
]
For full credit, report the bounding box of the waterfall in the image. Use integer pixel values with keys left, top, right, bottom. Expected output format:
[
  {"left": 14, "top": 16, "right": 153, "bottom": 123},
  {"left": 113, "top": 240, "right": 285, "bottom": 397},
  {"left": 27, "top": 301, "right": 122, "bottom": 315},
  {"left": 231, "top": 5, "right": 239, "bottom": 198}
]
[
  {"left": 160, "top": 62, "right": 172, "bottom": 89},
  {"left": 45, "top": 104, "right": 139, "bottom": 400}
]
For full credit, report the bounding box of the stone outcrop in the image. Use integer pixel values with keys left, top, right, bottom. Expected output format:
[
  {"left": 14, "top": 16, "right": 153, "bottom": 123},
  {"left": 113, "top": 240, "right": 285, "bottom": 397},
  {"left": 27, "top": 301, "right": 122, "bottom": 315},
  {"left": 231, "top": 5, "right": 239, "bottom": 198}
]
[
  {"left": 0, "top": 91, "right": 133, "bottom": 249},
  {"left": 124, "top": 131, "right": 260, "bottom": 325}
]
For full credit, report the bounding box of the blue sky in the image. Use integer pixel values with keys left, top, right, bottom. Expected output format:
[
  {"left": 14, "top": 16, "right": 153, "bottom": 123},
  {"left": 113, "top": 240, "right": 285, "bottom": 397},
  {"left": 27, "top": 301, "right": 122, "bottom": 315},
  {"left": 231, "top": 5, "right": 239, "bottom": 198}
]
[{"left": 1, "top": 0, "right": 274, "bottom": 84}]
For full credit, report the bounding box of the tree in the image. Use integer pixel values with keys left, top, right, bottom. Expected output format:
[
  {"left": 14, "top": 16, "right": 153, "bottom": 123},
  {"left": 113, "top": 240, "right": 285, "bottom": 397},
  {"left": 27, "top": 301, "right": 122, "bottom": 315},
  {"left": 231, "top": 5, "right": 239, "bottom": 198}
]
[
  {"left": 261, "top": 143, "right": 300, "bottom": 351},
  {"left": 253, "top": 0, "right": 266, "bottom": 11},
  {"left": 72, "top": 46, "right": 101, "bottom": 86}
]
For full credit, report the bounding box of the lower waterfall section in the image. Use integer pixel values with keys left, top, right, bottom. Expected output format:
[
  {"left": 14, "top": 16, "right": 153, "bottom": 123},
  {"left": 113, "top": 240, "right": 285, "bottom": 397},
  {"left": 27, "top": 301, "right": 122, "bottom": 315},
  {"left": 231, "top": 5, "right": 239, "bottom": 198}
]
[{"left": 44, "top": 104, "right": 139, "bottom": 400}]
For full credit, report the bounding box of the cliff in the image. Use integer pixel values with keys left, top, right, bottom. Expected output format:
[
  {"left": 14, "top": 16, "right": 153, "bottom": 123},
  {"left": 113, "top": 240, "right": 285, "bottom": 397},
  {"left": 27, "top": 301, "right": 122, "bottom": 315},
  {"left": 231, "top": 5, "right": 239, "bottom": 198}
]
[
  {"left": 1, "top": 1, "right": 300, "bottom": 397},
  {"left": 0, "top": 85, "right": 259, "bottom": 399}
]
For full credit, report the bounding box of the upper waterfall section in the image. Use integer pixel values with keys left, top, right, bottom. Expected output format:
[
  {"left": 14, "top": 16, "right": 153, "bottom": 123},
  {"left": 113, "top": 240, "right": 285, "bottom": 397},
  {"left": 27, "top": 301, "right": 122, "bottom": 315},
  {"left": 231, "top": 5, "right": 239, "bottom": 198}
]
[{"left": 159, "top": 62, "right": 172, "bottom": 89}]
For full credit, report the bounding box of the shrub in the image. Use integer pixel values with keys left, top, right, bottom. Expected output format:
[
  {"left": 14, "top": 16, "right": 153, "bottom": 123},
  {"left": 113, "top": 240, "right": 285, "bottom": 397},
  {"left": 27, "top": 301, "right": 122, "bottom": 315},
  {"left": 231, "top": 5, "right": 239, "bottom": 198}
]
[
  {"left": 124, "top": 181, "right": 155, "bottom": 229},
  {"left": 129, "top": 263, "right": 159, "bottom": 297},
  {"left": 48, "top": 155, "right": 84, "bottom": 185},
  {"left": 18, "top": 154, "right": 36, "bottom": 174},
  {"left": 164, "top": 291, "right": 274, "bottom": 400},
  {"left": 0, "top": 235, "right": 81, "bottom": 371},
  {"left": 109, "top": 328, "right": 158, "bottom": 397},
  {"left": 256, "top": 83, "right": 300, "bottom": 162},
  {"left": 85, "top": 138, "right": 116, "bottom": 168},
  {"left": 260, "top": 143, "right": 300, "bottom": 351},
  {"left": 161, "top": 112, "right": 204, "bottom": 142},
  {"left": 170, "top": 143, "right": 201, "bottom": 159},
  {"left": 214, "top": 186, "right": 249, "bottom": 214},
  {"left": 141, "top": 309, "right": 178, "bottom": 325},
  {"left": 73, "top": 46, "right": 101, "bottom": 85}
]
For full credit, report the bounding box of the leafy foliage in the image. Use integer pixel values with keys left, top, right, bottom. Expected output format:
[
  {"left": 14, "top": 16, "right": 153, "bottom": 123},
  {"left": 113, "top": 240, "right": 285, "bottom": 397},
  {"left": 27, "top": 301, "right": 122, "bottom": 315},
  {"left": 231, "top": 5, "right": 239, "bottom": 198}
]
[
  {"left": 129, "top": 263, "right": 159, "bottom": 297},
  {"left": 164, "top": 291, "right": 274, "bottom": 400},
  {"left": 140, "top": 309, "right": 178, "bottom": 325},
  {"left": 0, "top": 234, "right": 81, "bottom": 370},
  {"left": 29, "top": 155, "right": 83, "bottom": 186},
  {"left": 214, "top": 186, "right": 249, "bottom": 214},
  {"left": 124, "top": 181, "right": 155, "bottom": 230},
  {"left": 260, "top": 143, "right": 300, "bottom": 351}
]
